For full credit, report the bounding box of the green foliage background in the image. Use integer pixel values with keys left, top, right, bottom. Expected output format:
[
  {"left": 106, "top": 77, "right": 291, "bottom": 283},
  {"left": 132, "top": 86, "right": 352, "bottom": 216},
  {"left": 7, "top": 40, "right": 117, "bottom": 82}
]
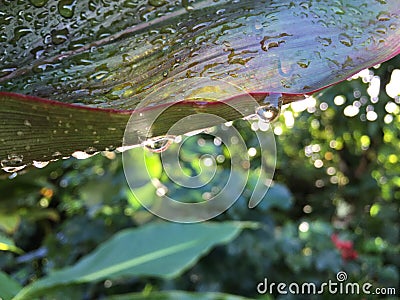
[{"left": 0, "top": 56, "right": 399, "bottom": 299}]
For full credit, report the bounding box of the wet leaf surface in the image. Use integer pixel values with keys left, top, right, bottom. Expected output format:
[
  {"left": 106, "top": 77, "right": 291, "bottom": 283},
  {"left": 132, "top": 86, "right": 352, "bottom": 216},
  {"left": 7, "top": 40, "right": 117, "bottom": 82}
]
[{"left": 0, "top": 0, "right": 399, "bottom": 171}]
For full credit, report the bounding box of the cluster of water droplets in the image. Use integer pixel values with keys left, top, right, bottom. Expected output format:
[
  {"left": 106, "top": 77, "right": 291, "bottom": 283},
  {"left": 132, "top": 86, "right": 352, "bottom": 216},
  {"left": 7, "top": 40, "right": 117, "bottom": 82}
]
[
  {"left": 0, "top": 154, "right": 26, "bottom": 173},
  {"left": 135, "top": 95, "right": 283, "bottom": 154}
]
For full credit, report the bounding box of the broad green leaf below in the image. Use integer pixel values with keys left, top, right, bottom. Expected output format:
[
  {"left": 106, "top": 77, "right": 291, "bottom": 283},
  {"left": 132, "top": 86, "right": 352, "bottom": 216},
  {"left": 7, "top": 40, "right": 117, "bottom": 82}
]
[
  {"left": 0, "top": 271, "right": 22, "bottom": 300},
  {"left": 105, "top": 291, "right": 256, "bottom": 300},
  {"left": 12, "top": 221, "right": 254, "bottom": 300}
]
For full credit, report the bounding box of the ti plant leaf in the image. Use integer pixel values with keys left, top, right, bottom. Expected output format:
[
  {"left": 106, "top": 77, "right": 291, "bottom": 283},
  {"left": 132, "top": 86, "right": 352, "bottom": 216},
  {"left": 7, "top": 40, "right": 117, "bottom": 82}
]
[
  {"left": 0, "top": 0, "right": 399, "bottom": 171},
  {"left": 105, "top": 291, "right": 254, "bottom": 300},
  {"left": 12, "top": 221, "right": 252, "bottom": 300}
]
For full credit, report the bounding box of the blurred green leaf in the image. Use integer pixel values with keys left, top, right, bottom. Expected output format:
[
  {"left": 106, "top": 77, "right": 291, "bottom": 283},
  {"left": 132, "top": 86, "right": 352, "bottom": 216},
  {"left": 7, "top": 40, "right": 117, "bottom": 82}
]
[
  {"left": 14, "top": 221, "right": 251, "bottom": 300},
  {"left": 0, "top": 271, "right": 22, "bottom": 300},
  {"left": 0, "top": 213, "right": 20, "bottom": 234},
  {"left": 106, "top": 291, "right": 253, "bottom": 300},
  {"left": 0, "top": 233, "right": 23, "bottom": 254},
  {"left": 258, "top": 183, "right": 293, "bottom": 211}
]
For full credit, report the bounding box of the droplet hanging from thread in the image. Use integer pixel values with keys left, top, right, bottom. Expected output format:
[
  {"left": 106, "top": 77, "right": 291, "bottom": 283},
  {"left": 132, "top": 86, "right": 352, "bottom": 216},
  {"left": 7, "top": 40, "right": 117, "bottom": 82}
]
[
  {"left": 142, "top": 135, "right": 176, "bottom": 153},
  {"left": 255, "top": 93, "right": 283, "bottom": 123}
]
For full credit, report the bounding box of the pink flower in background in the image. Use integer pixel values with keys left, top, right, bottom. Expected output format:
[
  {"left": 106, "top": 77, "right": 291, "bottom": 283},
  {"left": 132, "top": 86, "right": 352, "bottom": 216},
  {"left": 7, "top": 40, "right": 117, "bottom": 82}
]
[{"left": 331, "top": 234, "right": 358, "bottom": 261}]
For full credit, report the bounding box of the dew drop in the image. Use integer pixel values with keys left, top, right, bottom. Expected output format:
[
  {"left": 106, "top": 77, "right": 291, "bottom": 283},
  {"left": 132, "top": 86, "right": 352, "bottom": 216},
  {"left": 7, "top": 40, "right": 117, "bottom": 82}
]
[
  {"left": 2, "top": 165, "right": 27, "bottom": 173},
  {"left": 72, "top": 151, "right": 97, "bottom": 160},
  {"left": 377, "top": 12, "right": 390, "bottom": 21},
  {"left": 182, "top": 0, "right": 194, "bottom": 11},
  {"left": 105, "top": 145, "right": 116, "bottom": 151},
  {"left": 32, "top": 161, "right": 49, "bottom": 169},
  {"left": 149, "top": 0, "right": 166, "bottom": 7},
  {"left": 58, "top": 0, "right": 76, "bottom": 18},
  {"left": 375, "top": 26, "right": 387, "bottom": 35},
  {"left": 29, "top": 0, "right": 48, "bottom": 8},
  {"left": 0, "top": 68, "right": 16, "bottom": 78},
  {"left": 85, "top": 147, "right": 98, "bottom": 155},
  {"left": 255, "top": 94, "right": 282, "bottom": 123},
  {"left": 142, "top": 135, "right": 175, "bottom": 153},
  {"left": 52, "top": 151, "right": 63, "bottom": 160},
  {"left": 297, "top": 60, "right": 310, "bottom": 69},
  {"left": 1, "top": 154, "right": 25, "bottom": 173},
  {"left": 116, "top": 145, "right": 137, "bottom": 153},
  {"left": 14, "top": 27, "right": 33, "bottom": 40},
  {"left": 339, "top": 33, "right": 353, "bottom": 47}
]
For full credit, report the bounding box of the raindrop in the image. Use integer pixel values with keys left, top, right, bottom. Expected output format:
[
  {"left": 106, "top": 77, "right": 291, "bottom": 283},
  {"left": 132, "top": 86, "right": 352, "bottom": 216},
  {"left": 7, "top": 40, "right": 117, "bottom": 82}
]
[
  {"left": 338, "top": 33, "right": 353, "bottom": 47},
  {"left": 29, "top": 0, "right": 48, "bottom": 8},
  {"left": 116, "top": 145, "right": 137, "bottom": 153},
  {"left": 331, "top": 6, "right": 345, "bottom": 15},
  {"left": 260, "top": 33, "right": 292, "bottom": 52},
  {"left": 316, "top": 36, "right": 332, "bottom": 47},
  {"left": 1, "top": 154, "right": 26, "bottom": 173},
  {"left": 32, "top": 161, "right": 49, "bottom": 169},
  {"left": 85, "top": 147, "right": 98, "bottom": 155},
  {"left": 261, "top": 41, "right": 280, "bottom": 52},
  {"left": 255, "top": 94, "right": 282, "bottom": 123},
  {"left": 182, "top": 0, "right": 194, "bottom": 11},
  {"left": 51, "top": 28, "right": 69, "bottom": 45},
  {"left": 105, "top": 145, "right": 116, "bottom": 151},
  {"left": 142, "top": 135, "right": 175, "bottom": 153},
  {"left": 0, "top": 68, "right": 16, "bottom": 78},
  {"left": 13, "top": 27, "right": 33, "bottom": 40},
  {"left": 377, "top": 12, "right": 390, "bottom": 21},
  {"left": 297, "top": 60, "right": 310, "bottom": 69},
  {"left": 58, "top": 0, "right": 76, "bottom": 18},
  {"left": 72, "top": 151, "right": 97, "bottom": 159},
  {"left": 2, "top": 165, "right": 27, "bottom": 173},
  {"left": 149, "top": 0, "right": 166, "bottom": 7},
  {"left": 375, "top": 26, "right": 387, "bottom": 35},
  {"left": 52, "top": 151, "right": 63, "bottom": 160},
  {"left": 1, "top": 154, "right": 23, "bottom": 167}
]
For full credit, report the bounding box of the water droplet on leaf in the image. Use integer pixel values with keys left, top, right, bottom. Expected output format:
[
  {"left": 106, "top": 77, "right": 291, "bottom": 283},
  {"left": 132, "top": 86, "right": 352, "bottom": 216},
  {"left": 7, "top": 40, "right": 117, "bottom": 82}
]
[
  {"left": 52, "top": 151, "right": 63, "bottom": 160},
  {"left": 377, "top": 12, "right": 390, "bottom": 21},
  {"left": 29, "top": 0, "right": 48, "bottom": 8},
  {"left": 58, "top": 0, "right": 76, "bottom": 18},
  {"left": 2, "top": 165, "right": 27, "bottom": 173},
  {"left": 1, "top": 154, "right": 25, "bottom": 173},
  {"left": 32, "top": 161, "right": 49, "bottom": 169},
  {"left": 142, "top": 135, "right": 175, "bottom": 153},
  {"left": 85, "top": 147, "right": 98, "bottom": 155},
  {"left": 339, "top": 33, "right": 353, "bottom": 47},
  {"left": 255, "top": 94, "right": 282, "bottom": 123},
  {"left": 148, "top": 0, "right": 166, "bottom": 7},
  {"left": 72, "top": 150, "right": 97, "bottom": 159}
]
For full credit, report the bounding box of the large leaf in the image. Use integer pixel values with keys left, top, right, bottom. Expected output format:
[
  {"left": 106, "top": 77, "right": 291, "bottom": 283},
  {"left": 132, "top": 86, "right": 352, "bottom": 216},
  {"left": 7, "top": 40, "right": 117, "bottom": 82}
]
[
  {"left": 0, "top": 271, "right": 22, "bottom": 300},
  {"left": 106, "top": 291, "right": 255, "bottom": 300},
  {"left": 0, "top": 233, "right": 24, "bottom": 254},
  {"left": 0, "top": 1, "right": 399, "bottom": 171},
  {"left": 13, "top": 221, "right": 253, "bottom": 300}
]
